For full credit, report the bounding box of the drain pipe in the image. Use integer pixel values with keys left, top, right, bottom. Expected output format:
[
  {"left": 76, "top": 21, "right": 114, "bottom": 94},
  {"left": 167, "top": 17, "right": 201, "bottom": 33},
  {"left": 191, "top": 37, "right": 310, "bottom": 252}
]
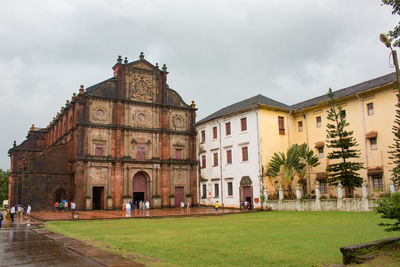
[
  {"left": 217, "top": 120, "right": 224, "bottom": 206},
  {"left": 356, "top": 94, "right": 369, "bottom": 188}
]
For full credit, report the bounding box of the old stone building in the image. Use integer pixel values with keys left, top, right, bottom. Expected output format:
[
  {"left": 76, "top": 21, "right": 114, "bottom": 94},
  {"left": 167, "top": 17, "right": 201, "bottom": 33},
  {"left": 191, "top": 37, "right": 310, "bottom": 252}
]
[{"left": 8, "top": 53, "right": 198, "bottom": 210}]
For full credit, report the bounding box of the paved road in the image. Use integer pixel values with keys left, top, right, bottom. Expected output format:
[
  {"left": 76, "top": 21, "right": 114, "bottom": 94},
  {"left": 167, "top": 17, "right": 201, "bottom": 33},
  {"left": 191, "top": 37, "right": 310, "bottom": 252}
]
[{"left": 0, "top": 218, "right": 100, "bottom": 266}]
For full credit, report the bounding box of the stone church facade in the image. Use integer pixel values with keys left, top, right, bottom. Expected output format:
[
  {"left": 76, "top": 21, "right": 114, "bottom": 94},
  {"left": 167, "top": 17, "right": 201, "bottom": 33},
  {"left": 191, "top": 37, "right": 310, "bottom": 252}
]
[{"left": 8, "top": 53, "right": 198, "bottom": 210}]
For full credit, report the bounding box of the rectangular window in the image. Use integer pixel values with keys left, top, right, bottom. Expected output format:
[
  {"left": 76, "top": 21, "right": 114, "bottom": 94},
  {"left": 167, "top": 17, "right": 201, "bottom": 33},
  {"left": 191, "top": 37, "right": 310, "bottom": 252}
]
[
  {"left": 320, "top": 180, "right": 328, "bottom": 194},
  {"left": 176, "top": 149, "right": 183, "bottom": 160},
  {"left": 202, "top": 184, "right": 207, "bottom": 198},
  {"left": 95, "top": 144, "right": 104, "bottom": 156},
  {"left": 136, "top": 146, "right": 146, "bottom": 161},
  {"left": 316, "top": 116, "right": 322, "bottom": 128},
  {"left": 213, "top": 126, "right": 217, "bottom": 139},
  {"left": 227, "top": 182, "right": 233, "bottom": 196},
  {"left": 370, "top": 138, "right": 377, "bottom": 150},
  {"left": 318, "top": 147, "right": 324, "bottom": 158},
  {"left": 340, "top": 110, "right": 346, "bottom": 121},
  {"left": 226, "top": 149, "right": 232, "bottom": 164},
  {"left": 373, "top": 175, "right": 383, "bottom": 191},
  {"left": 214, "top": 183, "right": 219, "bottom": 197},
  {"left": 298, "top": 121, "right": 303, "bottom": 132},
  {"left": 242, "top": 147, "right": 248, "bottom": 162},
  {"left": 367, "top": 103, "right": 374, "bottom": 116},
  {"left": 278, "top": 116, "right": 285, "bottom": 135},
  {"left": 241, "top": 118, "right": 247, "bottom": 131},
  {"left": 201, "top": 155, "right": 206, "bottom": 168},
  {"left": 213, "top": 152, "right": 218, "bottom": 166},
  {"left": 201, "top": 130, "right": 205, "bottom": 143},
  {"left": 225, "top": 122, "right": 231, "bottom": 136}
]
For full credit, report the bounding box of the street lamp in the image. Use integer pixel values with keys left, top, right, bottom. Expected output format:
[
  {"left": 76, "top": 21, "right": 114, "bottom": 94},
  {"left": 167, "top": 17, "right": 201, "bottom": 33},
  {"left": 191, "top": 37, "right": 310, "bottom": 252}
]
[{"left": 380, "top": 33, "right": 400, "bottom": 93}]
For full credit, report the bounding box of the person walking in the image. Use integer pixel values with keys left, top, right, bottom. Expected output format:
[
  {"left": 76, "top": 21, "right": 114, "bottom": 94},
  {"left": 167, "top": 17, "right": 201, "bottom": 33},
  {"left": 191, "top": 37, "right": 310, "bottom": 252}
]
[
  {"left": 215, "top": 201, "right": 219, "bottom": 213},
  {"left": 54, "top": 201, "right": 59, "bottom": 212},
  {"left": 27, "top": 205, "right": 31, "bottom": 216}
]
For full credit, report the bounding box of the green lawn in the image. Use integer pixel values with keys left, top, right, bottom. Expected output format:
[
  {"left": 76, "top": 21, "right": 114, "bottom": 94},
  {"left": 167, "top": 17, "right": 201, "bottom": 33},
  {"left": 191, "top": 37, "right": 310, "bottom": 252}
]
[{"left": 45, "top": 212, "right": 399, "bottom": 266}]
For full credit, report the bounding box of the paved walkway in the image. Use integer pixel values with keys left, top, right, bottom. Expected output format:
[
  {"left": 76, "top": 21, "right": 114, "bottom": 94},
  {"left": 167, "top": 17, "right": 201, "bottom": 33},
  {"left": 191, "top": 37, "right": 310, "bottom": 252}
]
[
  {"left": 0, "top": 216, "right": 142, "bottom": 266},
  {"left": 31, "top": 207, "right": 241, "bottom": 221}
]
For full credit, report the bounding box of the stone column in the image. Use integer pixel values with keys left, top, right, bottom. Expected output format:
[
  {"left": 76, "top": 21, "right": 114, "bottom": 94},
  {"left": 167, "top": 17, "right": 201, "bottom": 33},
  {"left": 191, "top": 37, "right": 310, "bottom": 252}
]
[
  {"left": 278, "top": 185, "right": 283, "bottom": 211},
  {"left": 315, "top": 181, "right": 321, "bottom": 211},
  {"left": 295, "top": 183, "right": 302, "bottom": 211},
  {"left": 362, "top": 180, "right": 369, "bottom": 211},
  {"left": 337, "top": 182, "right": 343, "bottom": 210}
]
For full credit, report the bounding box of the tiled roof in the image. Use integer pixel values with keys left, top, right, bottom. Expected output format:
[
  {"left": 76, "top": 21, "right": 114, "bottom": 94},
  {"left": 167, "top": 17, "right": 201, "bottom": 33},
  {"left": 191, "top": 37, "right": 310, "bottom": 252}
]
[
  {"left": 195, "top": 94, "right": 290, "bottom": 125},
  {"left": 291, "top": 72, "right": 396, "bottom": 110},
  {"left": 196, "top": 72, "right": 396, "bottom": 125},
  {"left": 85, "top": 78, "right": 117, "bottom": 98}
]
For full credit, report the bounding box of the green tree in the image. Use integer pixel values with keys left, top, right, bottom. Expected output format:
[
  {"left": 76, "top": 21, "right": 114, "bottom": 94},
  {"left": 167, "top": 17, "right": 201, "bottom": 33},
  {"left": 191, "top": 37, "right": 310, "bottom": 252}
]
[
  {"left": 388, "top": 97, "right": 400, "bottom": 188},
  {"left": 0, "top": 169, "right": 9, "bottom": 203},
  {"left": 382, "top": 0, "right": 400, "bottom": 48},
  {"left": 375, "top": 192, "right": 400, "bottom": 232},
  {"left": 326, "top": 88, "right": 363, "bottom": 195},
  {"left": 266, "top": 143, "right": 319, "bottom": 196},
  {"left": 297, "top": 143, "right": 320, "bottom": 194}
]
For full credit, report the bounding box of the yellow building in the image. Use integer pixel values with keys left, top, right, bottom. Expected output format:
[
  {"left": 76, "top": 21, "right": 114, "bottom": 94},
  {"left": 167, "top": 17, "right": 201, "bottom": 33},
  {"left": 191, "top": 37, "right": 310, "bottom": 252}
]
[{"left": 261, "top": 72, "right": 398, "bottom": 198}]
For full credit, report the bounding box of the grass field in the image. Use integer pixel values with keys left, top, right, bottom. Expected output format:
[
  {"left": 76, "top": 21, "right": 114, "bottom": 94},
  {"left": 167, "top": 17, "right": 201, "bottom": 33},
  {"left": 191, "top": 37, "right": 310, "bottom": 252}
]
[{"left": 45, "top": 211, "right": 399, "bottom": 266}]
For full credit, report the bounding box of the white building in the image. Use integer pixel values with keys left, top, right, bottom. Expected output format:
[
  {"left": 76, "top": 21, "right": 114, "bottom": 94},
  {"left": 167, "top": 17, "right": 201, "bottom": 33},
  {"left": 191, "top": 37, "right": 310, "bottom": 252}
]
[{"left": 195, "top": 95, "right": 289, "bottom": 209}]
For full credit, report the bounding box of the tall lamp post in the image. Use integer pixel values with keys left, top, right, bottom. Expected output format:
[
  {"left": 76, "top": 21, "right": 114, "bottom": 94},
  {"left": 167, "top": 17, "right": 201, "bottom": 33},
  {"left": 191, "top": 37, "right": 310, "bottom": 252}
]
[{"left": 380, "top": 33, "right": 400, "bottom": 93}]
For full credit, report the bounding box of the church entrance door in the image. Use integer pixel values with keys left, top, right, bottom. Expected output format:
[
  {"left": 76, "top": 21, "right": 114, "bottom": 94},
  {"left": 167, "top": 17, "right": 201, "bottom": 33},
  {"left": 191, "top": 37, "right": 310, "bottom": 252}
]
[
  {"left": 175, "top": 186, "right": 184, "bottom": 207},
  {"left": 243, "top": 186, "right": 252, "bottom": 210},
  {"left": 92, "top": 186, "right": 104, "bottom": 210},
  {"left": 133, "top": 172, "right": 147, "bottom": 203}
]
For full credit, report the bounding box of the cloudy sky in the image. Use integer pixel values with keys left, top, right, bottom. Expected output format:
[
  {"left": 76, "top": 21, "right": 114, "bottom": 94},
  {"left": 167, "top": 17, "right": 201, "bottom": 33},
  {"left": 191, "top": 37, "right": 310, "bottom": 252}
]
[{"left": 0, "top": 0, "right": 398, "bottom": 170}]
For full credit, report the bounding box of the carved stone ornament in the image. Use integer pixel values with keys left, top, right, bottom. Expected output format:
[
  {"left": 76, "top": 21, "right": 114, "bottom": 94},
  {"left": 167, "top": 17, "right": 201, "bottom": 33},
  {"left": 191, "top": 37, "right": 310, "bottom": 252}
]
[
  {"left": 91, "top": 106, "right": 108, "bottom": 122},
  {"left": 172, "top": 114, "right": 185, "bottom": 129},
  {"left": 240, "top": 176, "right": 252, "bottom": 186},
  {"left": 128, "top": 73, "right": 154, "bottom": 101}
]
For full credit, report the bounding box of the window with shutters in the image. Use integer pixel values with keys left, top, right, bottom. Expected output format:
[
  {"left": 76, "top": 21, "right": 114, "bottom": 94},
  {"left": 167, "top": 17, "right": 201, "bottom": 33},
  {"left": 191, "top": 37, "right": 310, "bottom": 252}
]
[
  {"left": 225, "top": 122, "right": 231, "bottom": 136},
  {"left": 298, "top": 121, "right": 303, "bottom": 132},
  {"left": 226, "top": 150, "right": 232, "bottom": 164},
  {"left": 367, "top": 103, "right": 374, "bottom": 116},
  {"left": 242, "top": 147, "right": 248, "bottom": 162},
  {"left": 213, "top": 127, "right": 217, "bottom": 139},
  {"left": 95, "top": 144, "right": 104, "bottom": 156},
  {"left": 213, "top": 152, "right": 218, "bottom": 166},
  {"left": 136, "top": 146, "right": 146, "bottom": 161},
  {"left": 316, "top": 116, "right": 322, "bottom": 128},
  {"left": 278, "top": 116, "right": 285, "bottom": 135},
  {"left": 241, "top": 118, "right": 247, "bottom": 131},
  {"left": 227, "top": 182, "right": 233, "bottom": 196}
]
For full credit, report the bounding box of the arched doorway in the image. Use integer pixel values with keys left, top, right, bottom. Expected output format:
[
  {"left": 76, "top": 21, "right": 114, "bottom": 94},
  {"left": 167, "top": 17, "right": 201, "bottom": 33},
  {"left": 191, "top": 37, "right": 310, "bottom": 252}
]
[
  {"left": 132, "top": 172, "right": 147, "bottom": 203},
  {"left": 240, "top": 176, "right": 253, "bottom": 210},
  {"left": 54, "top": 188, "right": 66, "bottom": 203}
]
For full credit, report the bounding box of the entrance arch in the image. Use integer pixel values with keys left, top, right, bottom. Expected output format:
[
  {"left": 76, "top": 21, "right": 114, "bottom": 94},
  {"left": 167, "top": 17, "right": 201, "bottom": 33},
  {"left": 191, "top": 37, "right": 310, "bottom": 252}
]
[
  {"left": 54, "top": 188, "right": 66, "bottom": 203},
  {"left": 132, "top": 172, "right": 148, "bottom": 203},
  {"left": 240, "top": 176, "right": 253, "bottom": 210}
]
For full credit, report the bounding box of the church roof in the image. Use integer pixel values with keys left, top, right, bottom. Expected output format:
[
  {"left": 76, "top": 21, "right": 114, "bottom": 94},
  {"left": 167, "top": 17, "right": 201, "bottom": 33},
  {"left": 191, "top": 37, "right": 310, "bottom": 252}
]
[
  {"left": 195, "top": 94, "right": 290, "bottom": 125},
  {"left": 85, "top": 77, "right": 117, "bottom": 98}
]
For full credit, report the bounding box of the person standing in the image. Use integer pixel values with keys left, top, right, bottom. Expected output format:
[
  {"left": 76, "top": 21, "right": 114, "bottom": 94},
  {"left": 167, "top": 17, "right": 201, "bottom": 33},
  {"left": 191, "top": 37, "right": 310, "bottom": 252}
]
[
  {"left": 27, "top": 205, "right": 31, "bottom": 216},
  {"left": 54, "top": 202, "right": 59, "bottom": 212},
  {"left": 10, "top": 206, "right": 15, "bottom": 222},
  {"left": 215, "top": 201, "right": 219, "bottom": 213},
  {"left": 0, "top": 211, "right": 3, "bottom": 229}
]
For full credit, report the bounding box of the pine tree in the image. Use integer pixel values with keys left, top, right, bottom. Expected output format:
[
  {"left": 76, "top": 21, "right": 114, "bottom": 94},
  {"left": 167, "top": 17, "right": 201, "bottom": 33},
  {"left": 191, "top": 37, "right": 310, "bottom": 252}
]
[
  {"left": 389, "top": 97, "right": 400, "bottom": 188},
  {"left": 325, "top": 88, "right": 363, "bottom": 195}
]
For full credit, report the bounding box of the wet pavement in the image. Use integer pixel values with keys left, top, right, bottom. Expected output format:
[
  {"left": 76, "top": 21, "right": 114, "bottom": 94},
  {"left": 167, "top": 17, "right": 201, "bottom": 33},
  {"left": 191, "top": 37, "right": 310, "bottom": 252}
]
[
  {"left": 0, "top": 216, "right": 143, "bottom": 266},
  {"left": 0, "top": 207, "right": 242, "bottom": 266},
  {"left": 31, "top": 207, "right": 241, "bottom": 221}
]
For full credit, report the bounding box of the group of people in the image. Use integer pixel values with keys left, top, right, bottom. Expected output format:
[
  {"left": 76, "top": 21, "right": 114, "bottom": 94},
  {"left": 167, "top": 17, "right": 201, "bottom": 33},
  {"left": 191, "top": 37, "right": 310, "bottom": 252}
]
[
  {"left": 124, "top": 200, "right": 150, "bottom": 211},
  {"left": 54, "top": 200, "right": 76, "bottom": 215},
  {"left": 0, "top": 204, "right": 31, "bottom": 228}
]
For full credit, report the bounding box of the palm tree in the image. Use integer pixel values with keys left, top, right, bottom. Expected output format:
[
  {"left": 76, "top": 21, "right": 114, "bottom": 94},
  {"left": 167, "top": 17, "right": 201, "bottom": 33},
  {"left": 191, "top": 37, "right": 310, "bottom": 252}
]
[
  {"left": 297, "top": 143, "right": 320, "bottom": 194},
  {"left": 266, "top": 144, "right": 319, "bottom": 197},
  {"left": 266, "top": 145, "right": 303, "bottom": 197}
]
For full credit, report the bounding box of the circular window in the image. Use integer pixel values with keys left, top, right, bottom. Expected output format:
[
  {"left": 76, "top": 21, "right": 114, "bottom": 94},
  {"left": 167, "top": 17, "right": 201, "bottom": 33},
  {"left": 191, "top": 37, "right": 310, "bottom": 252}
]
[
  {"left": 137, "top": 113, "right": 145, "bottom": 122},
  {"left": 175, "top": 117, "right": 183, "bottom": 127},
  {"left": 96, "top": 109, "right": 104, "bottom": 117}
]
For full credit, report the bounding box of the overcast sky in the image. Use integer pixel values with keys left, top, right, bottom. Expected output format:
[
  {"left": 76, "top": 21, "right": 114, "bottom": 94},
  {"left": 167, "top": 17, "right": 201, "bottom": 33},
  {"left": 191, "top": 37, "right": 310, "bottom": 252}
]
[{"left": 0, "top": 0, "right": 398, "bottom": 170}]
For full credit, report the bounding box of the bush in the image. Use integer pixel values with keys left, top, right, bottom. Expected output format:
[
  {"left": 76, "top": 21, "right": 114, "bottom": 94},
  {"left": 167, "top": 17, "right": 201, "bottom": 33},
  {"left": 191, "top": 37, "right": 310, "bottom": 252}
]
[{"left": 375, "top": 193, "right": 400, "bottom": 232}]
